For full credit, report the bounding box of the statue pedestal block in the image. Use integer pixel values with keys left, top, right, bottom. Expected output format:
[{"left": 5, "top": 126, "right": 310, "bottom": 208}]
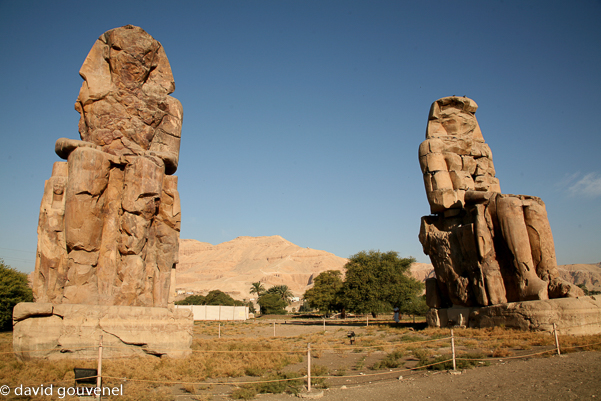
[
  {"left": 427, "top": 296, "right": 601, "bottom": 335},
  {"left": 13, "top": 302, "right": 193, "bottom": 360}
]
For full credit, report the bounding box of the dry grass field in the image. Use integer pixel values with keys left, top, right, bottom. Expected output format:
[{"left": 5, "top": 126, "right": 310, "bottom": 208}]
[{"left": 1, "top": 315, "right": 600, "bottom": 400}]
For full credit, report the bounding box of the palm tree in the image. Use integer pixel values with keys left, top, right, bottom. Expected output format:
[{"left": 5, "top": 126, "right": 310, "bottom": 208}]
[
  {"left": 250, "top": 282, "right": 266, "bottom": 315},
  {"left": 250, "top": 282, "right": 266, "bottom": 298},
  {"left": 267, "top": 285, "right": 294, "bottom": 304}
]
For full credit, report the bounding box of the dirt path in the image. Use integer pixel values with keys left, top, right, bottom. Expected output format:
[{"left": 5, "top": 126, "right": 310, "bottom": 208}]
[{"left": 253, "top": 351, "right": 601, "bottom": 401}]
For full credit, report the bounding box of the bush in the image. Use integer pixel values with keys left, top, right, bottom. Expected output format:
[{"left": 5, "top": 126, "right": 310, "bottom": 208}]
[
  {"left": 0, "top": 260, "right": 33, "bottom": 331},
  {"left": 232, "top": 372, "right": 303, "bottom": 399},
  {"left": 370, "top": 350, "right": 404, "bottom": 370},
  {"left": 258, "top": 293, "right": 287, "bottom": 315},
  {"left": 175, "top": 290, "right": 245, "bottom": 306}
]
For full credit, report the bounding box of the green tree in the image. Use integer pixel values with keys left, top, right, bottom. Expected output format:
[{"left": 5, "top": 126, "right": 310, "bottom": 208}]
[
  {"left": 249, "top": 282, "right": 266, "bottom": 298},
  {"left": 402, "top": 294, "right": 429, "bottom": 317},
  {"left": 175, "top": 294, "right": 206, "bottom": 305},
  {"left": 340, "top": 250, "right": 422, "bottom": 317},
  {"left": 577, "top": 284, "right": 590, "bottom": 296},
  {"left": 266, "top": 285, "right": 293, "bottom": 304},
  {"left": 303, "top": 270, "right": 343, "bottom": 315},
  {"left": 204, "top": 290, "right": 244, "bottom": 306},
  {"left": 250, "top": 282, "right": 266, "bottom": 314},
  {"left": 0, "top": 259, "right": 33, "bottom": 331},
  {"left": 258, "top": 293, "right": 287, "bottom": 315},
  {"left": 175, "top": 290, "right": 244, "bottom": 306}
]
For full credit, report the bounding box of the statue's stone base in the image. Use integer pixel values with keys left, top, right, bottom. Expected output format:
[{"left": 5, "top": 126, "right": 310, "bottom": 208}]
[
  {"left": 426, "top": 296, "right": 601, "bottom": 335},
  {"left": 13, "top": 303, "right": 193, "bottom": 361}
]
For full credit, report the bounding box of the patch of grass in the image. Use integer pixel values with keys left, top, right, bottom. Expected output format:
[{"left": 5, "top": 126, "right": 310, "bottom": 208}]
[
  {"left": 370, "top": 350, "right": 404, "bottom": 370},
  {"left": 231, "top": 386, "right": 257, "bottom": 400},
  {"left": 400, "top": 334, "right": 424, "bottom": 343},
  {"left": 419, "top": 352, "right": 489, "bottom": 371},
  {"left": 460, "top": 339, "right": 479, "bottom": 349},
  {"left": 302, "top": 364, "right": 329, "bottom": 389},
  {"left": 235, "top": 372, "right": 303, "bottom": 399},
  {"left": 411, "top": 348, "right": 432, "bottom": 366},
  {"left": 354, "top": 356, "right": 367, "bottom": 370},
  {"left": 491, "top": 347, "right": 513, "bottom": 358}
]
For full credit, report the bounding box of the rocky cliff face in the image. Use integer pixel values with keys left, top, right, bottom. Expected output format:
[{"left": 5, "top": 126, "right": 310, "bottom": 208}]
[{"left": 558, "top": 263, "right": 601, "bottom": 292}]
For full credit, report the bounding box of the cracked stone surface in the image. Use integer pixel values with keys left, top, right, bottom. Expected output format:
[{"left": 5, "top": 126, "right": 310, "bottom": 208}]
[
  {"left": 32, "top": 25, "right": 182, "bottom": 308},
  {"left": 13, "top": 302, "right": 192, "bottom": 360}
]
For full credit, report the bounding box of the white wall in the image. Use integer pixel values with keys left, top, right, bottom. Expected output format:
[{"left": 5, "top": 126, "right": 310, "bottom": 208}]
[{"left": 175, "top": 305, "right": 249, "bottom": 321}]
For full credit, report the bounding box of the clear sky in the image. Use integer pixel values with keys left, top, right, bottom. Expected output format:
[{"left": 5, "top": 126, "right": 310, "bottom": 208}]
[{"left": 1, "top": 0, "right": 600, "bottom": 273}]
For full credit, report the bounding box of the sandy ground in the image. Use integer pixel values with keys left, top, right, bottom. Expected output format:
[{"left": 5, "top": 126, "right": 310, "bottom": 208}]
[
  {"left": 270, "top": 351, "right": 601, "bottom": 401},
  {"left": 182, "top": 319, "right": 601, "bottom": 400}
]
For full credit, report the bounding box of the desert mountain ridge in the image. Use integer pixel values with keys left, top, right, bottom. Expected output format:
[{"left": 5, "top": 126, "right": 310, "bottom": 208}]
[
  {"left": 176, "top": 236, "right": 601, "bottom": 301},
  {"left": 176, "top": 235, "right": 348, "bottom": 300}
]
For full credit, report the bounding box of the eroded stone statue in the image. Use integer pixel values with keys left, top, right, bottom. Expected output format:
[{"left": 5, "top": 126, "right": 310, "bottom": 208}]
[
  {"left": 418, "top": 96, "right": 583, "bottom": 309},
  {"left": 33, "top": 25, "right": 182, "bottom": 308}
]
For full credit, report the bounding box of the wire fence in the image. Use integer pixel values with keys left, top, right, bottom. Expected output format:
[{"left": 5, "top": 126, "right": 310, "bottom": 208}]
[{"left": 4, "top": 323, "right": 601, "bottom": 399}]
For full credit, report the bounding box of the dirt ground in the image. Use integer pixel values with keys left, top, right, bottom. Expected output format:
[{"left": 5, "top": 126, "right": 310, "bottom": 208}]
[
  {"left": 250, "top": 352, "right": 601, "bottom": 401},
  {"left": 182, "top": 319, "right": 601, "bottom": 400}
]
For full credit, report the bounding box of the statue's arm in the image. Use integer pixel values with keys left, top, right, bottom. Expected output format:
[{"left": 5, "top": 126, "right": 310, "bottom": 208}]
[{"left": 55, "top": 138, "right": 102, "bottom": 160}]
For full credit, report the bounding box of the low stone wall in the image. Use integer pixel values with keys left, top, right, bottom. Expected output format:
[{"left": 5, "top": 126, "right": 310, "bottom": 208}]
[
  {"left": 13, "top": 303, "right": 193, "bottom": 360},
  {"left": 427, "top": 296, "right": 601, "bottom": 335},
  {"left": 175, "top": 305, "right": 249, "bottom": 321}
]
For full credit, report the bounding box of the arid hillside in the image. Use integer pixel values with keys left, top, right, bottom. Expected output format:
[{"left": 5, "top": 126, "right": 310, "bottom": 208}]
[
  {"left": 559, "top": 263, "right": 601, "bottom": 292},
  {"left": 175, "top": 236, "right": 601, "bottom": 301},
  {"left": 176, "top": 236, "right": 348, "bottom": 300}
]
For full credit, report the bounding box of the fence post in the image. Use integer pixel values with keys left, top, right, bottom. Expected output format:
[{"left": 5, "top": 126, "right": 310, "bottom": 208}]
[
  {"left": 96, "top": 335, "right": 103, "bottom": 400},
  {"left": 553, "top": 323, "right": 561, "bottom": 355},
  {"left": 219, "top": 323, "right": 221, "bottom": 339},
  {"left": 323, "top": 317, "right": 326, "bottom": 332},
  {"left": 307, "top": 343, "right": 311, "bottom": 392},
  {"left": 450, "top": 328, "right": 456, "bottom": 371},
  {"left": 366, "top": 314, "right": 369, "bottom": 327},
  {"left": 273, "top": 321, "right": 276, "bottom": 337}
]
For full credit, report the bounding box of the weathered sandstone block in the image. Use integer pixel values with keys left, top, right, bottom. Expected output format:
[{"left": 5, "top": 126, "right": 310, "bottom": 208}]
[
  {"left": 469, "top": 296, "right": 601, "bottom": 335},
  {"left": 13, "top": 302, "right": 193, "bottom": 360}
]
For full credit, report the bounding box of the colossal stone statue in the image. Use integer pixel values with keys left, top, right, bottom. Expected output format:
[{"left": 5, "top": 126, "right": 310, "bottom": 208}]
[
  {"left": 32, "top": 25, "right": 182, "bottom": 308},
  {"left": 418, "top": 96, "right": 582, "bottom": 309}
]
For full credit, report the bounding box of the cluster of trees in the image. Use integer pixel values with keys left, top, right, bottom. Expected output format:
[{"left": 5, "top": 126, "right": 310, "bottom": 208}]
[
  {"left": 175, "top": 284, "right": 296, "bottom": 315},
  {"left": 175, "top": 289, "right": 247, "bottom": 307},
  {"left": 0, "top": 259, "right": 33, "bottom": 332},
  {"left": 577, "top": 284, "right": 600, "bottom": 296},
  {"left": 303, "top": 250, "right": 428, "bottom": 318},
  {"left": 250, "top": 283, "right": 293, "bottom": 315}
]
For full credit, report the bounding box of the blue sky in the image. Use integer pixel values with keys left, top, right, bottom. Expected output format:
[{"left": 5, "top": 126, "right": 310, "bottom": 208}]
[{"left": 1, "top": 0, "right": 600, "bottom": 273}]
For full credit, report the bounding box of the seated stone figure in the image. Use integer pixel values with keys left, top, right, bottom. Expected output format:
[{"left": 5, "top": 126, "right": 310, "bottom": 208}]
[
  {"left": 33, "top": 25, "right": 182, "bottom": 307},
  {"left": 418, "top": 96, "right": 581, "bottom": 308}
]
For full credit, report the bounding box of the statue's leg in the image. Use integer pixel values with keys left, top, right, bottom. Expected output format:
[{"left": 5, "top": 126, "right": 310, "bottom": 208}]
[
  {"left": 62, "top": 148, "right": 111, "bottom": 304},
  {"left": 116, "top": 156, "right": 164, "bottom": 306},
  {"left": 522, "top": 198, "right": 558, "bottom": 280},
  {"left": 473, "top": 203, "right": 507, "bottom": 305},
  {"left": 496, "top": 195, "right": 548, "bottom": 301},
  {"left": 523, "top": 198, "right": 585, "bottom": 298},
  {"left": 153, "top": 175, "right": 181, "bottom": 307}
]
